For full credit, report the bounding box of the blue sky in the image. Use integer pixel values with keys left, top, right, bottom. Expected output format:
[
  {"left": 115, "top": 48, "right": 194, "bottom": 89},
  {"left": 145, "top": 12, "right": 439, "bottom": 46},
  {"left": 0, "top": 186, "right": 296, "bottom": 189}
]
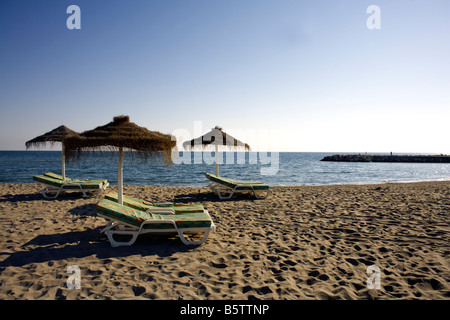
[{"left": 1, "top": 0, "right": 449, "bottom": 152}]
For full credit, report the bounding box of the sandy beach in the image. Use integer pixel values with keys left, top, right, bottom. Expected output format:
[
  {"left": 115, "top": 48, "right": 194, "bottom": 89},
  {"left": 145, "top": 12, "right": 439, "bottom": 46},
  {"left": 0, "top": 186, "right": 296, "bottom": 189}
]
[{"left": 0, "top": 181, "right": 449, "bottom": 300}]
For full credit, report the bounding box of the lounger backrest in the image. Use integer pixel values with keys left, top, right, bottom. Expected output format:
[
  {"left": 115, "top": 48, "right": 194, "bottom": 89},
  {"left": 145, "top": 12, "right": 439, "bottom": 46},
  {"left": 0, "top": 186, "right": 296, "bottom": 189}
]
[
  {"left": 43, "top": 172, "right": 65, "bottom": 180},
  {"left": 33, "top": 175, "right": 65, "bottom": 188},
  {"left": 33, "top": 174, "right": 106, "bottom": 189},
  {"left": 205, "top": 173, "right": 268, "bottom": 189},
  {"left": 104, "top": 192, "right": 150, "bottom": 211},
  {"left": 42, "top": 172, "right": 107, "bottom": 184},
  {"left": 104, "top": 191, "right": 205, "bottom": 214}
]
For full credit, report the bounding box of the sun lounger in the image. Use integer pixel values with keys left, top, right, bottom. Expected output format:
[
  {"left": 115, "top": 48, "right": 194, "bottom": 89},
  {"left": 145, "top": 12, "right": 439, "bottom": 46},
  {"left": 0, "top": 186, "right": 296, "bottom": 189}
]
[
  {"left": 205, "top": 172, "right": 270, "bottom": 200},
  {"left": 103, "top": 191, "right": 205, "bottom": 214},
  {"left": 96, "top": 198, "right": 215, "bottom": 247},
  {"left": 33, "top": 172, "right": 109, "bottom": 199}
]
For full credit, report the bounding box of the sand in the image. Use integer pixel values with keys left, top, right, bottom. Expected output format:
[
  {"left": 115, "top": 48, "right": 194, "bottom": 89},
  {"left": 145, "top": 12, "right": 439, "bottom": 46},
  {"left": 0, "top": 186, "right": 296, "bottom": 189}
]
[{"left": 0, "top": 181, "right": 449, "bottom": 300}]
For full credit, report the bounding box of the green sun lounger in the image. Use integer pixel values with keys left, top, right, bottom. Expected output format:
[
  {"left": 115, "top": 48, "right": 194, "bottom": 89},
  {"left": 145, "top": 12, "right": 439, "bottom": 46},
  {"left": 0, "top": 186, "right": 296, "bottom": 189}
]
[
  {"left": 205, "top": 172, "right": 270, "bottom": 200},
  {"left": 33, "top": 172, "right": 109, "bottom": 199},
  {"left": 103, "top": 191, "right": 205, "bottom": 214},
  {"left": 96, "top": 198, "right": 215, "bottom": 246}
]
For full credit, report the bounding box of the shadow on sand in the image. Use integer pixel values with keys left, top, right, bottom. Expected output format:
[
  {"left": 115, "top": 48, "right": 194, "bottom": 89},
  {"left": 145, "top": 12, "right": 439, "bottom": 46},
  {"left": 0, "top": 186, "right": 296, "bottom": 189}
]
[
  {"left": 0, "top": 191, "right": 100, "bottom": 203},
  {"left": 0, "top": 190, "right": 221, "bottom": 269},
  {"left": 0, "top": 226, "right": 197, "bottom": 268},
  {"left": 174, "top": 190, "right": 256, "bottom": 203}
]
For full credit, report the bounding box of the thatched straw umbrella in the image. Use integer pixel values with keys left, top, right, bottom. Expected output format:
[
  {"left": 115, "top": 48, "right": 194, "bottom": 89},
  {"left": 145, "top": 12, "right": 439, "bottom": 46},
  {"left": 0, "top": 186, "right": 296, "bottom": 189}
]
[
  {"left": 183, "top": 126, "right": 250, "bottom": 176},
  {"left": 26, "top": 125, "right": 79, "bottom": 180},
  {"left": 63, "top": 115, "right": 176, "bottom": 205}
]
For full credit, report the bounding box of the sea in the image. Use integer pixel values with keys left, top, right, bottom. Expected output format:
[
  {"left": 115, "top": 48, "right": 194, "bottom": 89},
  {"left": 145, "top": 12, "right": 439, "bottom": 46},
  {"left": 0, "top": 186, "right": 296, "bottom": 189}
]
[{"left": 0, "top": 151, "right": 449, "bottom": 187}]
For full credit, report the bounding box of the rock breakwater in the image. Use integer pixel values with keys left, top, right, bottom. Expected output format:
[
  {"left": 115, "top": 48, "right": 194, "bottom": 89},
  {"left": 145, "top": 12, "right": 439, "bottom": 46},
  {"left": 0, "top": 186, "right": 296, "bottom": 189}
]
[{"left": 321, "top": 154, "right": 450, "bottom": 163}]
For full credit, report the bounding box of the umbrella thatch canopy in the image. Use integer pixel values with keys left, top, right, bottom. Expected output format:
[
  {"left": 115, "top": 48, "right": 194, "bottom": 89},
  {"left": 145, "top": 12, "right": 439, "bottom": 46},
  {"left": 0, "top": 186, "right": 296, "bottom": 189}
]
[
  {"left": 26, "top": 125, "right": 78, "bottom": 149},
  {"left": 64, "top": 115, "right": 176, "bottom": 204},
  {"left": 64, "top": 115, "right": 175, "bottom": 161},
  {"left": 183, "top": 126, "right": 250, "bottom": 176},
  {"left": 26, "top": 125, "right": 79, "bottom": 180},
  {"left": 183, "top": 126, "right": 250, "bottom": 151}
]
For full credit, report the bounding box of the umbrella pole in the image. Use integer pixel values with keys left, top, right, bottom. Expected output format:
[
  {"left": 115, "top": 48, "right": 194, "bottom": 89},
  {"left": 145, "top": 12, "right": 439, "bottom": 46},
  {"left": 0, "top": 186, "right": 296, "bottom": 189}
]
[
  {"left": 215, "top": 144, "right": 219, "bottom": 177},
  {"left": 62, "top": 144, "right": 66, "bottom": 180},
  {"left": 118, "top": 147, "right": 123, "bottom": 205}
]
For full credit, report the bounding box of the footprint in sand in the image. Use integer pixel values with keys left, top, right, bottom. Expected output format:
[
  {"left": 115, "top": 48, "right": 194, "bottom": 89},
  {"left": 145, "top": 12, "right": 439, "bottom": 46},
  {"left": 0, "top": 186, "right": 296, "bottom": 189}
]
[
  {"left": 211, "top": 262, "right": 228, "bottom": 269},
  {"left": 307, "top": 270, "right": 330, "bottom": 285},
  {"left": 132, "top": 285, "right": 146, "bottom": 296},
  {"left": 178, "top": 271, "right": 192, "bottom": 278},
  {"left": 267, "top": 255, "right": 280, "bottom": 263}
]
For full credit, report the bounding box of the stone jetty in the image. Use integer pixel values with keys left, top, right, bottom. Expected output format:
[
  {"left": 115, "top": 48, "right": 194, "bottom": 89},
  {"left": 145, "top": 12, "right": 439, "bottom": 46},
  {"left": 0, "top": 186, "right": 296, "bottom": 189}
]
[{"left": 321, "top": 154, "right": 450, "bottom": 163}]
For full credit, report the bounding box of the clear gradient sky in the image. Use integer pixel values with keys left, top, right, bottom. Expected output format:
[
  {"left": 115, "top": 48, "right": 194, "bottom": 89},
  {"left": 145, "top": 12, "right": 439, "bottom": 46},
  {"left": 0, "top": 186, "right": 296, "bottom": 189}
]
[{"left": 1, "top": 0, "right": 449, "bottom": 153}]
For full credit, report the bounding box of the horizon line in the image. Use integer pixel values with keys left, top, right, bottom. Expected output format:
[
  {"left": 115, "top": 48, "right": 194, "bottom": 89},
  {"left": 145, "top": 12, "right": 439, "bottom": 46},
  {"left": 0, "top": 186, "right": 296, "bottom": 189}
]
[{"left": 2, "top": 150, "right": 449, "bottom": 155}]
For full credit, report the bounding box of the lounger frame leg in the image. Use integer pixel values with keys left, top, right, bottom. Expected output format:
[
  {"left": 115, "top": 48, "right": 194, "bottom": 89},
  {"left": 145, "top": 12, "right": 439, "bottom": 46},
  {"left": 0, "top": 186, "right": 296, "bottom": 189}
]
[
  {"left": 251, "top": 187, "right": 270, "bottom": 200},
  {"left": 100, "top": 219, "right": 215, "bottom": 247},
  {"left": 94, "top": 182, "right": 110, "bottom": 199},
  {"left": 208, "top": 182, "right": 270, "bottom": 200},
  {"left": 104, "top": 229, "right": 140, "bottom": 247},
  {"left": 208, "top": 182, "right": 234, "bottom": 200},
  {"left": 216, "top": 188, "right": 234, "bottom": 200},
  {"left": 101, "top": 221, "right": 140, "bottom": 247},
  {"left": 178, "top": 223, "right": 216, "bottom": 245},
  {"left": 40, "top": 186, "right": 64, "bottom": 199},
  {"left": 38, "top": 182, "right": 109, "bottom": 199}
]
